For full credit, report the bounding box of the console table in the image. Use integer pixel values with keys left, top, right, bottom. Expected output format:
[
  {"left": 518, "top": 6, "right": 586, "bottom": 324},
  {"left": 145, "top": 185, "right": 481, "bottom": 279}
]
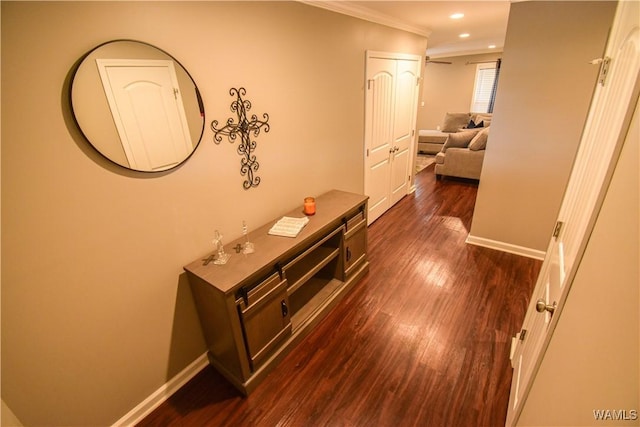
[{"left": 184, "top": 190, "right": 369, "bottom": 395}]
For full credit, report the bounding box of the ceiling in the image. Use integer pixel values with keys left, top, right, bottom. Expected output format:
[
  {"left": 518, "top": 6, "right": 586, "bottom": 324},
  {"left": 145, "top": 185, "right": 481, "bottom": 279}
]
[{"left": 302, "top": 1, "right": 512, "bottom": 58}]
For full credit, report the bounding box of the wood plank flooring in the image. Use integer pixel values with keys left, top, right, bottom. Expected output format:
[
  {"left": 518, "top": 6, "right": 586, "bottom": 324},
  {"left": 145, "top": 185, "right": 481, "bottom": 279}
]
[{"left": 137, "top": 165, "right": 542, "bottom": 427}]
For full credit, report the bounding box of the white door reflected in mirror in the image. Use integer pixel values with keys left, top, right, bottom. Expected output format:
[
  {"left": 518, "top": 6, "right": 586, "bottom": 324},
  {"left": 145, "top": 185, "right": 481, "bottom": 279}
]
[{"left": 97, "top": 59, "right": 193, "bottom": 171}]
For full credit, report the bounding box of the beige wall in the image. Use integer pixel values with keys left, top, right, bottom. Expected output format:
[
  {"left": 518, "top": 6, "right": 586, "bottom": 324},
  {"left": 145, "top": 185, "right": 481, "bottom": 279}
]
[
  {"left": 469, "top": 1, "right": 616, "bottom": 253},
  {"left": 517, "top": 94, "right": 639, "bottom": 427},
  {"left": 0, "top": 2, "right": 427, "bottom": 425},
  {"left": 417, "top": 52, "right": 502, "bottom": 130}
]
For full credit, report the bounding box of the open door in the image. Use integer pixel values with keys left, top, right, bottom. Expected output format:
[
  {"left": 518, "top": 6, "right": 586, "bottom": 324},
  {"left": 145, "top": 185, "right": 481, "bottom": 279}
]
[{"left": 506, "top": 2, "right": 640, "bottom": 425}]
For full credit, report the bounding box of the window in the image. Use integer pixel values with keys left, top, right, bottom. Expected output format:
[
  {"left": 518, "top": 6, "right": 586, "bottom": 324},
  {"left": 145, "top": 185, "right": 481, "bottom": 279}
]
[{"left": 470, "top": 63, "right": 497, "bottom": 113}]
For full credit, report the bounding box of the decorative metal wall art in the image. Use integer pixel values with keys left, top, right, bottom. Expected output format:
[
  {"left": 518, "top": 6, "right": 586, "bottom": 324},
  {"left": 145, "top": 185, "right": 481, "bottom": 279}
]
[{"left": 211, "top": 87, "right": 270, "bottom": 189}]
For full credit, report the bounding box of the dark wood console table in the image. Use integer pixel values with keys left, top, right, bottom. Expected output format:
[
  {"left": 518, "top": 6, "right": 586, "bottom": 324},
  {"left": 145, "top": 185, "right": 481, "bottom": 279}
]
[{"left": 184, "top": 190, "right": 369, "bottom": 394}]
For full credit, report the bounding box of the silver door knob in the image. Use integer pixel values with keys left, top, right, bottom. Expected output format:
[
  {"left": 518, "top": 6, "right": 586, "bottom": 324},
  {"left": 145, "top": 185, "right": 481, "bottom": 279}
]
[{"left": 536, "top": 298, "right": 557, "bottom": 314}]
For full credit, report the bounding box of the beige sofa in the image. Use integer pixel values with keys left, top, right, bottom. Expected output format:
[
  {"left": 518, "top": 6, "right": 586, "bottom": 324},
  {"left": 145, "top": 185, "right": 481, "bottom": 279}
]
[
  {"left": 418, "top": 112, "right": 492, "bottom": 154},
  {"left": 434, "top": 126, "right": 490, "bottom": 180}
]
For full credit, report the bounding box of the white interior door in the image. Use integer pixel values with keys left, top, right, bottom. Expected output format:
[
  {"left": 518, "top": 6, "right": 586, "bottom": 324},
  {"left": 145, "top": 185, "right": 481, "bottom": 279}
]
[
  {"left": 365, "top": 52, "right": 421, "bottom": 223},
  {"left": 97, "top": 59, "right": 192, "bottom": 171},
  {"left": 390, "top": 59, "right": 420, "bottom": 206},
  {"left": 506, "top": 2, "right": 640, "bottom": 425},
  {"left": 365, "top": 56, "right": 396, "bottom": 223}
]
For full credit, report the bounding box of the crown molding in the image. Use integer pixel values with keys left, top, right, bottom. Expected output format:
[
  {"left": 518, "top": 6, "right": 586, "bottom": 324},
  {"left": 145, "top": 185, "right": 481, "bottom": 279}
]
[{"left": 298, "top": 1, "right": 432, "bottom": 38}]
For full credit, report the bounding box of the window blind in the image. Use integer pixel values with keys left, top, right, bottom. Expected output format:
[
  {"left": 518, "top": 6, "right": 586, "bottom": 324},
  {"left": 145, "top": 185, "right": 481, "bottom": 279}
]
[{"left": 470, "top": 64, "right": 497, "bottom": 113}]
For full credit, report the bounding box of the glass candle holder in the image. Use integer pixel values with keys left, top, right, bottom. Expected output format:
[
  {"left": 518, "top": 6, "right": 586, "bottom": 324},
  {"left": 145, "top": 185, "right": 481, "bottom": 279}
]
[{"left": 303, "top": 197, "right": 316, "bottom": 215}]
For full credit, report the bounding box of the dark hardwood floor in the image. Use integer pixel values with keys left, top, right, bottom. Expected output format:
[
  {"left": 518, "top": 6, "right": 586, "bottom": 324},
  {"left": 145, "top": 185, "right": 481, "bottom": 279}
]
[{"left": 137, "top": 165, "right": 542, "bottom": 427}]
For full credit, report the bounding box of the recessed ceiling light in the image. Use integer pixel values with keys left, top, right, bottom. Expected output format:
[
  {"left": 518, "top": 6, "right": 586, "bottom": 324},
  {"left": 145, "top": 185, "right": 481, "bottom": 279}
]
[
  {"left": 459, "top": 33, "right": 470, "bottom": 38},
  {"left": 488, "top": 44, "right": 496, "bottom": 49},
  {"left": 450, "top": 13, "right": 464, "bottom": 19}
]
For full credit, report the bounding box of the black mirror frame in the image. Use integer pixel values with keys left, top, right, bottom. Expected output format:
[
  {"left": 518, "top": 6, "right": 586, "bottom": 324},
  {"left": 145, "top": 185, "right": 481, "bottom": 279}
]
[{"left": 69, "top": 39, "right": 205, "bottom": 173}]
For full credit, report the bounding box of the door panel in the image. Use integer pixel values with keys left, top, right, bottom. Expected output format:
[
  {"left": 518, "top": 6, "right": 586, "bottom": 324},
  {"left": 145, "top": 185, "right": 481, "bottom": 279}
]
[
  {"left": 390, "top": 147, "right": 410, "bottom": 202},
  {"left": 390, "top": 60, "right": 420, "bottom": 205},
  {"left": 365, "top": 57, "right": 396, "bottom": 223},
  {"left": 97, "top": 59, "right": 192, "bottom": 171},
  {"left": 393, "top": 62, "right": 418, "bottom": 146},
  {"left": 368, "top": 160, "right": 391, "bottom": 222}
]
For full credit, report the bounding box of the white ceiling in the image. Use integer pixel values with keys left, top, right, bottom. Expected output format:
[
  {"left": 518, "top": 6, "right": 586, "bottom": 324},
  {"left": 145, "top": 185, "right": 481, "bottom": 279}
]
[{"left": 302, "top": 1, "right": 512, "bottom": 58}]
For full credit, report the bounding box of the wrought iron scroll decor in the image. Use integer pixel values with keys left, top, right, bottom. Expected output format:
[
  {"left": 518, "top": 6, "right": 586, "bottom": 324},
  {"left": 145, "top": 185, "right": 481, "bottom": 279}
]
[{"left": 211, "top": 87, "right": 270, "bottom": 189}]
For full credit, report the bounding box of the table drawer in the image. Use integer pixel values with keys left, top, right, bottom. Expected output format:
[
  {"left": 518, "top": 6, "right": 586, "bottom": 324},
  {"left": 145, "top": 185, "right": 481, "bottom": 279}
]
[{"left": 237, "top": 273, "right": 291, "bottom": 371}]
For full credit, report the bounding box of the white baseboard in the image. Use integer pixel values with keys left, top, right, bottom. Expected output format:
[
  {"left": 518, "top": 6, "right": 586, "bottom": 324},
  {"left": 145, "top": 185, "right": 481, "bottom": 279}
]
[
  {"left": 465, "top": 234, "right": 546, "bottom": 260},
  {"left": 112, "top": 352, "right": 209, "bottom": 427}
]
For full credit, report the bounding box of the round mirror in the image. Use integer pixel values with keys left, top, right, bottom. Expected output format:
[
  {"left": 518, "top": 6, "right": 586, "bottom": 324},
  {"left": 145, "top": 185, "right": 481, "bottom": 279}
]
[{"left": 70, "top": 40, "right": 204, "bottom": 172}]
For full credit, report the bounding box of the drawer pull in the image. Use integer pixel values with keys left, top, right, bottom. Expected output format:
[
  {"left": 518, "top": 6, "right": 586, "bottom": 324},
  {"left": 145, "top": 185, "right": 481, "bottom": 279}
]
[
  {"left": 281, "top": 300, "right": 289, "bottom": 317},
  {"left": 239, "top": 287, "right": 249, "bottom": 306},
  {"left": 346, "top": 247, "right": 352, "bottom": 262}
]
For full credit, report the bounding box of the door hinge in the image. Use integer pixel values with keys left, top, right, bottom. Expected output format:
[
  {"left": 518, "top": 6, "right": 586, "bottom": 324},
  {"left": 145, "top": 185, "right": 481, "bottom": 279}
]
[
  {"left": 367, "top": 79, "right": 373, "bottom": 90},
  {"left": 173, "top": 88, "right": 179, "bottom": 99},
  {"left": 417, "top": 76, "right": 421, "bottom": 86},
  {"left": 591, "top": 56, "right": 611, "bottom": 86},
  {"left": 552, "top": 221, "right": 564, "bottom": 240},
  {"left": 519, "top": 329, "right": 527, "bottom": 341},
  {"left": 366, "top": 148, "right": 370, "bottom": 157},
  {"left": 412, "top": 129, "right": 415, "bottom": 137}
]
